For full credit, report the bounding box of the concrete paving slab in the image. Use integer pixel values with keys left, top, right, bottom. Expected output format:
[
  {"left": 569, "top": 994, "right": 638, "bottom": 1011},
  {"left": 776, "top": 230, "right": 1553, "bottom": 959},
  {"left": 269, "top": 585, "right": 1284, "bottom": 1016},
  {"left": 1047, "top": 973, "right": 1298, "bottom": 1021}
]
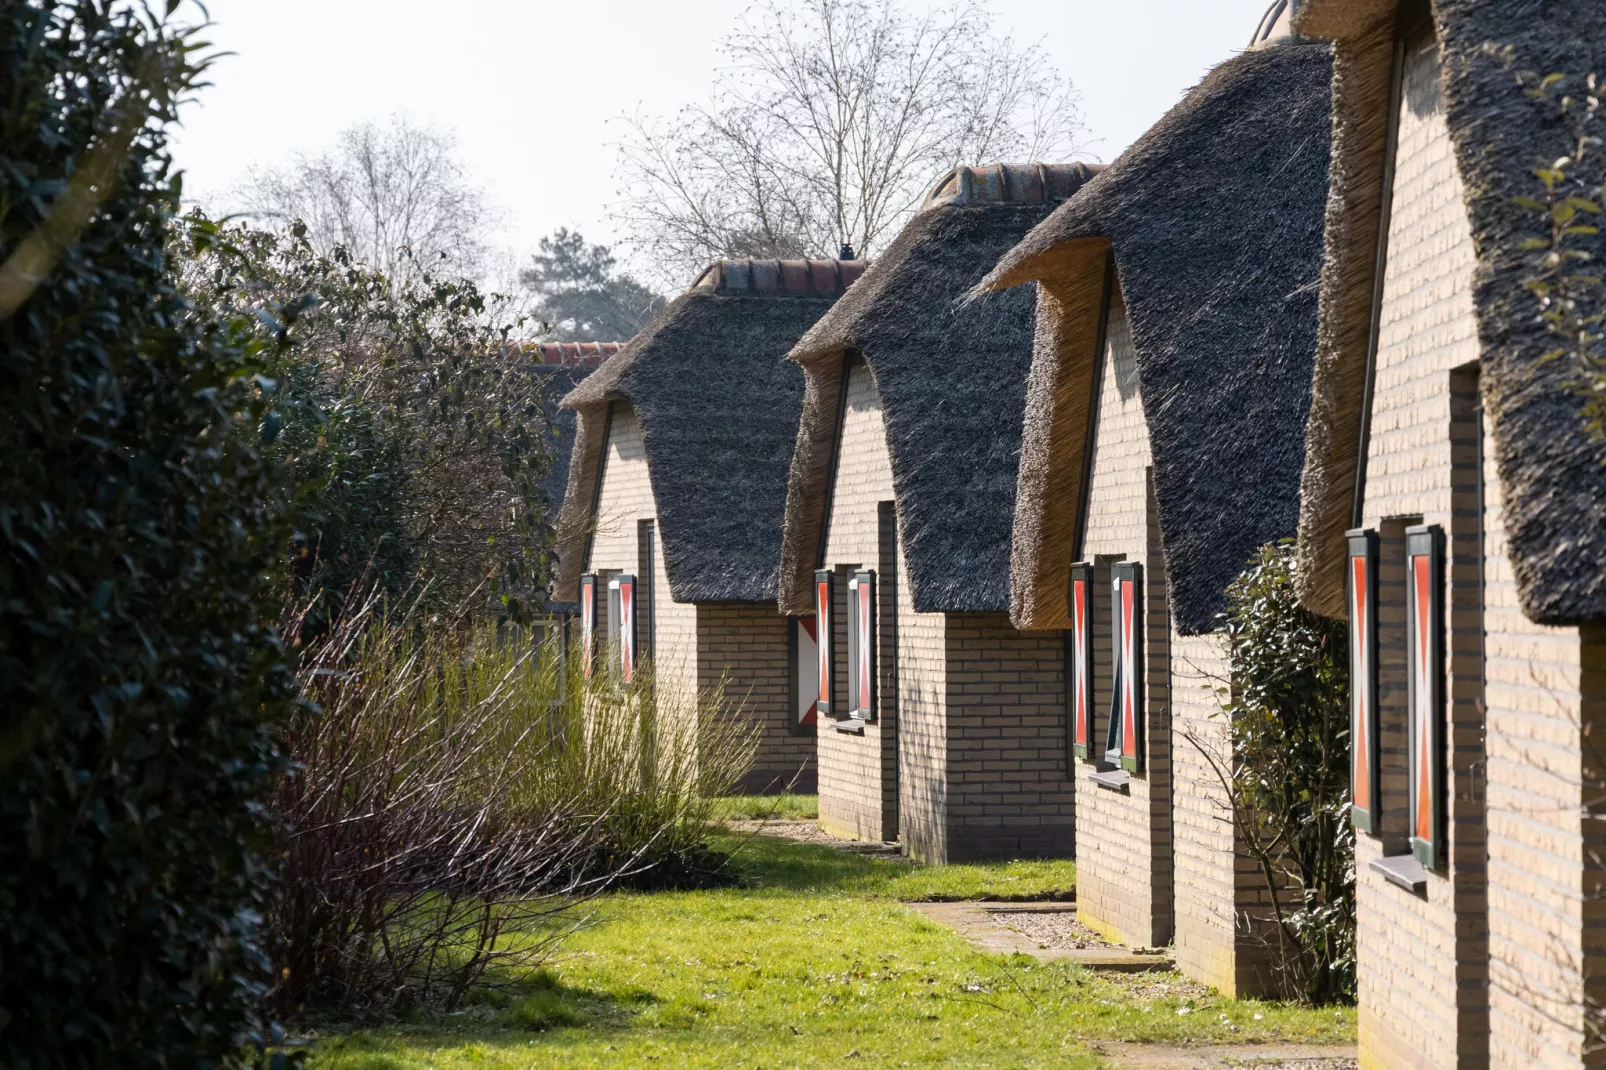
[{"left": 907, "top": 900, "right": 1174, "bottom": 972}]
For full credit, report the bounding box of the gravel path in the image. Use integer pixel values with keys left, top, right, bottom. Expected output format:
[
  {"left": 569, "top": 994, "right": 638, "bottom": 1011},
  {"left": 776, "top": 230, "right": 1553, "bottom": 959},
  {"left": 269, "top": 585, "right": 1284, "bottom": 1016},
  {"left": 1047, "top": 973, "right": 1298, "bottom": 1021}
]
[{"left": 990, "top": 908, "right": 1119, "bottom": 951}]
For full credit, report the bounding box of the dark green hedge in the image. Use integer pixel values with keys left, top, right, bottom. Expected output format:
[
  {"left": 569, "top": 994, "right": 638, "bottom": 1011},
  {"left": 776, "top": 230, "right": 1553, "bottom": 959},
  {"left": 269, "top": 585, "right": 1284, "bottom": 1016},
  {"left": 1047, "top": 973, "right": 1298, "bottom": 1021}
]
[{"left": 0, "top": 4, "right": 297, "bottom": 1065}]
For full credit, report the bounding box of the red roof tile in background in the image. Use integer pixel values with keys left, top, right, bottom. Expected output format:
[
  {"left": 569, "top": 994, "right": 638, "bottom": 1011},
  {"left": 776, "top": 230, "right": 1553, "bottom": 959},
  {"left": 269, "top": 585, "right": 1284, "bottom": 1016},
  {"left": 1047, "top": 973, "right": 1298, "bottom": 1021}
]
[{"left": 508, "top": 341, "right": 626, "bottom": 367}]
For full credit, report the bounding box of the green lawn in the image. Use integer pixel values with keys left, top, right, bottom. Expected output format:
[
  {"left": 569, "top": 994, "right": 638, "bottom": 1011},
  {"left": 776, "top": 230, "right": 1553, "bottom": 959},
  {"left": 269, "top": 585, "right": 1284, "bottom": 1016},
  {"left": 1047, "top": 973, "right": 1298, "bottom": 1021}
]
[
  {"left": 309, "top": 833, "right": 1353, "bottom": 1069},
  {"left": 711, "top": 793, "right": 820, "bottom": 821}
]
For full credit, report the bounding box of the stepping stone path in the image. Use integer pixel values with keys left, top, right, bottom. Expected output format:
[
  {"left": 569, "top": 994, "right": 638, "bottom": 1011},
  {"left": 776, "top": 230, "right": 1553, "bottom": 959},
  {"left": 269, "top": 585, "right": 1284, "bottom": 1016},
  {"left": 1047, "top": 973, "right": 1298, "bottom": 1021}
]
[
  {"left": 909, "top": 901, "right": 1173, "bottom": 971},
  {"left": 1088, "top": 1041, "right": 1357, "bottom": 1069},
  {"left": 723, "top": 818, "right": 909, "bottom": 858}
]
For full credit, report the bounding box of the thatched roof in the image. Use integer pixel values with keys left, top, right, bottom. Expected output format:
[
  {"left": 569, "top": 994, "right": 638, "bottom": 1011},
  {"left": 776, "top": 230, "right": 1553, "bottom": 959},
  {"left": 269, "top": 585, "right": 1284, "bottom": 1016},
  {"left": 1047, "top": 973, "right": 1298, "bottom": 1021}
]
[
  {"left": 529, "top": 343, "right": 622, "bottom": 523},
  {"left": 976, "top": 42, "right": 1334, "bottom": 635},
  {"left": 1293, "top": 0, "right": 1606, "bottom": 625},
  {"left": 525, "top": 344, "right": 622, "bottom": 613},
  {"left": 776, "top": 163, "right": 1099, "bottom": 617},
  {"left": 553, "top": 260, "right": 862, "bottom": 605}
]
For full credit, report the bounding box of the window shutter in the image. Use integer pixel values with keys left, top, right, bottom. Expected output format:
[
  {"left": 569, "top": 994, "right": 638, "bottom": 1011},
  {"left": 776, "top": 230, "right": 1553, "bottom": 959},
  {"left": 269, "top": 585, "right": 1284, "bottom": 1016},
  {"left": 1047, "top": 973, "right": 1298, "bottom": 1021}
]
[
  {"left": 580, "top": 574, "right": 597, "bottom": 680},
  {"left": 1347, "top": 529, "right": 1381, "bottom": 833},
  {"left": 850, "top": 570, "right": 876, "bottom": 719},
  {"left": 1068, "top": 562, "right": 1095, "bottom": 761},
  {"left": 615, "top": 575, "right": 637, "bottom": 683},
  {"left": 814, "top": 570, "right": 835, "bottom": 717},
  {"left": 1406, "top": 525, "right": 1446, "bottom": 869},
  {"left": 1103, "top": 562, "right": 1145, "bottom": 773},
  {"left": 794, "top": 617, "right": 819, "bottom": 726}
]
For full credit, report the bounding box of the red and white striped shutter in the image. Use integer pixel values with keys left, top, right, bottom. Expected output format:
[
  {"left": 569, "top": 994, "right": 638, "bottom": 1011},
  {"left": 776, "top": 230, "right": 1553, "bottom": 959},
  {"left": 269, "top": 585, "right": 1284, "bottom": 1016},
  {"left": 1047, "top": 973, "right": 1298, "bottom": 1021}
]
[
  {"left": 580, "top": 574, "right": 597, "bottom": 680},
  {"left": 853, "top": 570, "right": 876, "bottom": 719},
  {"left": 1068, "top": 562, "right": 1095, "bottom": 761},
  {"left": 796, "top": 617, "right": 819, "bottom": 726},
  {"left": 1105, "top": 562, "right": 1145, "bottom": 773},
  {"left": 1406, "top": 525, "right": 1445, "bottom": 868},
  {"left": 814, "top": 570, "right": 834, "bottom": 716},
  {"left": 1347, "top": 529, "right": 1381, "bottom": 833},
  {"left": 616, "top": 575, "right": 636, "bottom": 683}
]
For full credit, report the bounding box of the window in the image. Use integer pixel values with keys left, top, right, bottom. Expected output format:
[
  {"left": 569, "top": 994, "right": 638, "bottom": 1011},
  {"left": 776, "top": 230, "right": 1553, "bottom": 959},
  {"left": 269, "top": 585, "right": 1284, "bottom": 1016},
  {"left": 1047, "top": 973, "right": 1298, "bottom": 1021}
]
[
  {"left": 847, "top": 570, "right": 876, "bottom": 719},
  {"left": 579, "top": 574, "right": 598, "bottom": 680},
  {"left": 607, "top": 574, "right": 637, "bottom": 683},
  {"left": 1068, "top": 562, "right": 1096, "bottom": 761},
  {"left": 1103, "top": 561, "right": 1145, "bottom": 773},
  {"left": 1348, "top": 529, "right": 1381, "bottom": 833},
  {"left": 814, "top": 570, "right": 835, "bottom": 717},
  {"left": 1405, "top": 524, "right": 1445, "bottom": 868}
]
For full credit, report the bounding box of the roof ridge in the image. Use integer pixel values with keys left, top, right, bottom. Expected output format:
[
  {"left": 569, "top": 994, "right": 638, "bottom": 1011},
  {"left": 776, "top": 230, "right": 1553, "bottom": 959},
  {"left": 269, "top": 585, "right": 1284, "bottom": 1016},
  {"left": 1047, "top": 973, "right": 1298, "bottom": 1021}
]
[
  {"left": 688, "top": 258, "right": 867, "bottom": 297},
  {"left": 921, "top": 162, "right": 1103, "bottom": 212}
]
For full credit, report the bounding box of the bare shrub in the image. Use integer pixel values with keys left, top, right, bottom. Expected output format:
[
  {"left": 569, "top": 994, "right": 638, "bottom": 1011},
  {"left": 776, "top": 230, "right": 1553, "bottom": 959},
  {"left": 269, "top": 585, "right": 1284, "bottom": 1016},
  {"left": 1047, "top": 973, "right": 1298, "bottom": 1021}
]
[{"left": 267, "top": 589, "right": 757, "bottom": 1022}]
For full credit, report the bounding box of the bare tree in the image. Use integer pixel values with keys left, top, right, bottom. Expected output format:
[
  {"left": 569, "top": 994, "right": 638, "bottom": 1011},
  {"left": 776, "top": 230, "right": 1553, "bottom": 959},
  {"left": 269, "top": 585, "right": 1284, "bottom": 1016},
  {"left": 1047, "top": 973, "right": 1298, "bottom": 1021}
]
[
  {"left": 236, "top": 115, "right": 493, "bottom": 286},
  {"left": 613, "top": 0, "right": 1089, "bottom": 287}
]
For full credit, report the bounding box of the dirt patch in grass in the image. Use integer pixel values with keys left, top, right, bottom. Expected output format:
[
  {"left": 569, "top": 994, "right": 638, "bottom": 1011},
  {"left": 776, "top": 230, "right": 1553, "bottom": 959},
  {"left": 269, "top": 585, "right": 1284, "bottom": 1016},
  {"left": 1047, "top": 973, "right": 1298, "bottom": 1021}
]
[
  {"left": 992, "top": 909, "right": 1116, "bottom": 951},
  {"left": 1103, "top": 972, "right": 1216, "bottom": 1004}
]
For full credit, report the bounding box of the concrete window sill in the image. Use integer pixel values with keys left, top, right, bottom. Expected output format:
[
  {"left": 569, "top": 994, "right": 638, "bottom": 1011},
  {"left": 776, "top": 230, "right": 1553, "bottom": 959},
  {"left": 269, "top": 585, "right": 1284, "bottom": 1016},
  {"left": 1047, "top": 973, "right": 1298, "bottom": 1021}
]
[
  {"left": 832, "top": 717, "right": 867, "bottom": 734},
  {"left": 1369, "top": 854, "right": 1429, "bottom": 894},
  {"left": 1090, "top": 769, "right": 1131, "bottom": 793}
]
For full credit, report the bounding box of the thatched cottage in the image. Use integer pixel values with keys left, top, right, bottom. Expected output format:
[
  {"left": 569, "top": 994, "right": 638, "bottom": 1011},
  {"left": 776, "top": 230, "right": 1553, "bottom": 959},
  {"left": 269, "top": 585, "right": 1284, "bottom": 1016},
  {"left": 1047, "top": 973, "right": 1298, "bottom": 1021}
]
[
  {"left": 974, "top": 21, "right": 1333, "bottom": 992},
  {"left": 1291, "top": 0, "right": 1606, "bottom": 1065},
  {"left": 776, "top": 162, "right": 1097, "bottom": 862},
  {"left": 553, "top": 259, "right": 864, "bottom": 794}
]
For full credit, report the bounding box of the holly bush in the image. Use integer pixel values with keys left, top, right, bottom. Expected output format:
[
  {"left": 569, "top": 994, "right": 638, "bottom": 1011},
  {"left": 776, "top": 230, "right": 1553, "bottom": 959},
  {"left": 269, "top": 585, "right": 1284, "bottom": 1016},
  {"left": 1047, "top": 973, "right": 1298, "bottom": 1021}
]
[
  {"left": 0, "top": 3, "right": 298, "bottom": 1065},
  {"left": 1216, "top": 542, "right": 1354, "bottom": 1004}
]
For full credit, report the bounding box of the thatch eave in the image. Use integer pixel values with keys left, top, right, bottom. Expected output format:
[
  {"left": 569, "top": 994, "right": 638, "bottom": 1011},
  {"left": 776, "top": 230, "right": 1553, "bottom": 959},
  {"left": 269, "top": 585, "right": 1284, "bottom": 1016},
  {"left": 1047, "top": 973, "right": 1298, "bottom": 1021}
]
[
  {"left": 974, "top": 43, "right": 1335, "bottom": 635},
  {"left": 552, "top": 272, "right": 855, "bottom": 607},
  {"left": 1291, "top": 0, "right": 1606, "bottom": 625},
  {"left": 778, "top": 166, "right": 1099, "bottom": 619}
]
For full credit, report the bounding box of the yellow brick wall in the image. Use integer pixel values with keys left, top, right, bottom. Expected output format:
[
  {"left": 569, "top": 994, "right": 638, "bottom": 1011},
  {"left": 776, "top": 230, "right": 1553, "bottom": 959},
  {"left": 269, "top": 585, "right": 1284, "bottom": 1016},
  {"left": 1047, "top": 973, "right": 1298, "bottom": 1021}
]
[
  {"left": 818, "top": 360, "right": 1074, "bottom": 861},
  {"left": 1170, "top": 631, "right": 1282, "bottom": 996},
  {"left": 1075, "top": 292, "right": 1174, "bottom": 948},
  {"left": 589, "top": 404, "right": 814, "bottom": 794},
  {"left": 818, "top": 361, "right": 914, "bottom": 842},
  {"left": 940, "top": 613, "right": 1073, "bottom": 861},
  {"left": 589, "top": 404, "right": 699, "bottom": 709},
  {"left": 1483, "top": 411, "right": 1600, "bottom": 1070},
  {"left": 698, "top": 603, "right": 815, "bottom": 794},
  {"left": 1350, "top": 33, "right": 1490, "bottom": 1070}
]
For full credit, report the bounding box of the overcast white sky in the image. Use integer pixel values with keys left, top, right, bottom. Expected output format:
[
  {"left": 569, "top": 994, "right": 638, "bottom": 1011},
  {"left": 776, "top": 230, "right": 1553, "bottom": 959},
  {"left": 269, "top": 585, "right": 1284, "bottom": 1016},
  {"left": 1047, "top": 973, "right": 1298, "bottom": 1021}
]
[{"left": 170, "top": 0, "right": 1279, "bottom": 278}]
